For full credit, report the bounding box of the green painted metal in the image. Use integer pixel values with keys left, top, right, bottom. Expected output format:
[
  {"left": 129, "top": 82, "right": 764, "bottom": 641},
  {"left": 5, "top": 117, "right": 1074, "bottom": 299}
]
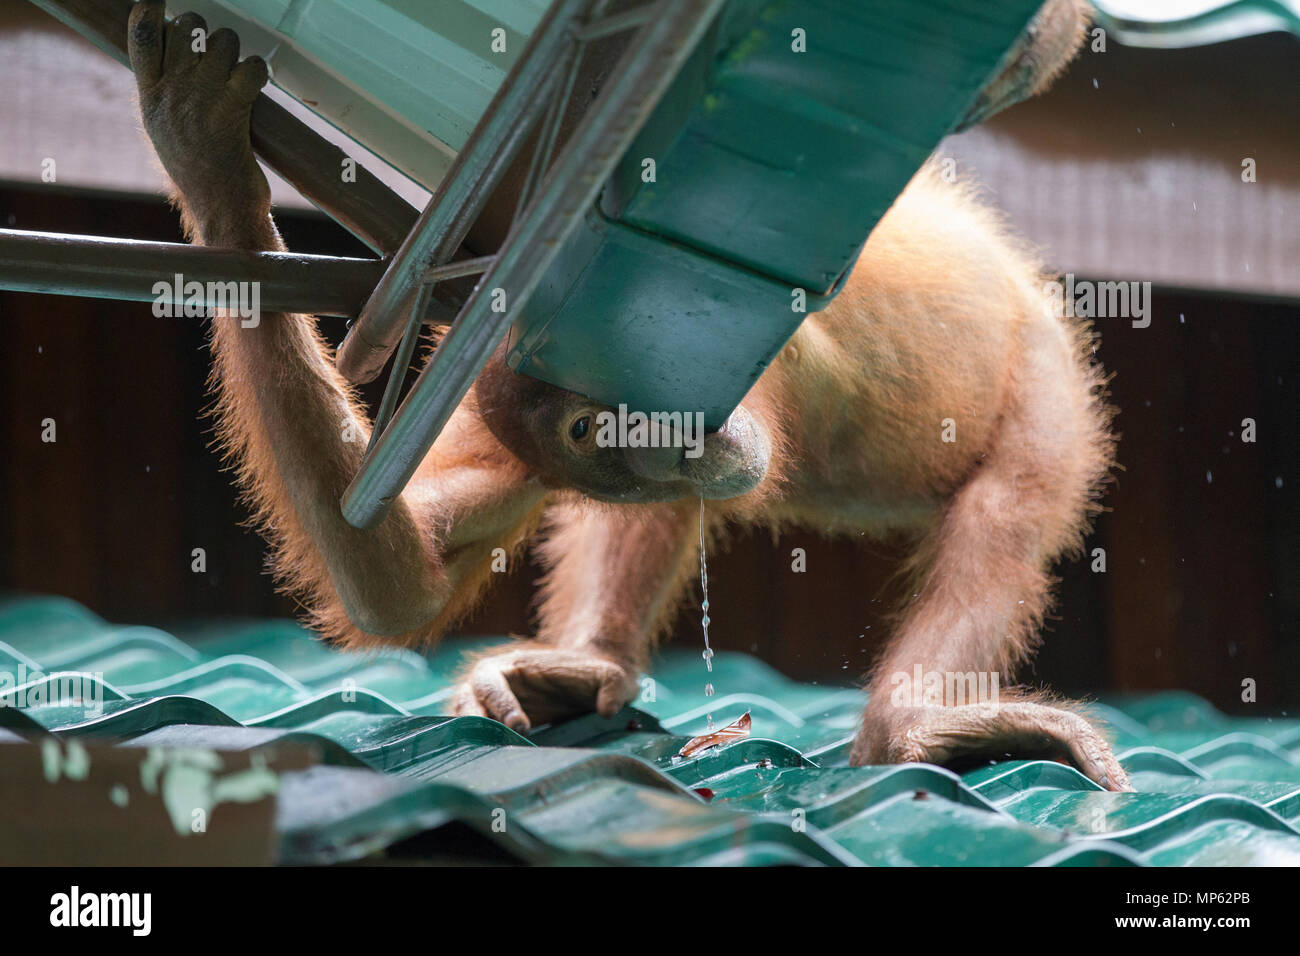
[
  {"left": 4, "top": 594, "right": 1300, "bottom": 865},
  {"left": 172, "top": 0, "right": 549, "bottom": 188},
  {"left": 1092, "top": 0, "right": 1300, "bottom": 47},
  {"left": 606, "top": 0, "right": 1039, "bottom": 293},
  {"left": 506, "top": 212, "right": 837, "bottom": 429},
  {"left": 506, "top": 0, "right": 1045, "bottom": 427},
  {"left": 127, "top": 2, "right": 1047, "bottom": 443}
]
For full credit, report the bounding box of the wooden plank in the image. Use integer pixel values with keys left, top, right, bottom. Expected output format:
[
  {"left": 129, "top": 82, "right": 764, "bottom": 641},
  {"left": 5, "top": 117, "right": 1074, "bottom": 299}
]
[{"left": 0, "top": 739, "right": 315, "bottom": 865}]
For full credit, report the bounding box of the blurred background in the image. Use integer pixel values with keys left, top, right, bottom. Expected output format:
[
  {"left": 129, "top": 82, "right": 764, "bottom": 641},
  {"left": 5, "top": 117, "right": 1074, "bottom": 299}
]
[{"left": 1, "top": 1, "right": 1297, "bottom": 713}]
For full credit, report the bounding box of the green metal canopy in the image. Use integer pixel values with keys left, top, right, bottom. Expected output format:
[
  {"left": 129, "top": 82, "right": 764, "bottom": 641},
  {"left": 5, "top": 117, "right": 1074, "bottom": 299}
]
[
  {"left": 504, "top": 0, "right": 1046, "bottom": 427},
  {"left": 123, "top": 0, "right": 1046, "bottom": 430}
]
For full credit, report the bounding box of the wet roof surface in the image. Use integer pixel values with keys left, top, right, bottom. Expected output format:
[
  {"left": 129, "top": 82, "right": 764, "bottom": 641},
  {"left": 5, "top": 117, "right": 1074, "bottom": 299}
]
[{"left": 2, "top": 595, "right": 1298, "bottom": 866}]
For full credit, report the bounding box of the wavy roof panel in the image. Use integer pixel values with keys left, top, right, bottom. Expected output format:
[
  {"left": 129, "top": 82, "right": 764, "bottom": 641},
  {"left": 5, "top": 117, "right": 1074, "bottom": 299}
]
[{"left": 1, "top": 595, "right": 1297, "bottom": 866}]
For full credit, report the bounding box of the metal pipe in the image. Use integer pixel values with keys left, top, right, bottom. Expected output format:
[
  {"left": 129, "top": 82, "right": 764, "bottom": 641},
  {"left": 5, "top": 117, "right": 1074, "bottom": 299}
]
[
  {"left": 425, "top": 255, "right": 494, "bottom": 284},
  {"left": 333, "top": 0, "right": 594, "bottom": 386},
  {"left": 576, "top": 2, "right": 657, "bottom": 42},
  {"left": 368, "top": 282, "right": 435, "bottom": 451},
  {"left": 249, "top": 99, "right": 418, "bottom": 255},
  {"left": 369, "top": 257, "right": 495, "bottom": 450},
  {"left": 512, "top": 38, "right": 583, "bottom": 225},
  {"left": 341, "top": 0, "right": 727, "bottom": 529},
  {"left": 0, "top": 228, "right": 383, "bottom": 316},
  {"left": 28, "top": 0, "right": 419, "bottom": 255}
]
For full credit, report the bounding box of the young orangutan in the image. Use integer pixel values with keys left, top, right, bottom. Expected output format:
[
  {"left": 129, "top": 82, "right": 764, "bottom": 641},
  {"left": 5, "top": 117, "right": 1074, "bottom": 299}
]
[{"left": 126, "top": 0, "right": 1128, "bottom": 789}]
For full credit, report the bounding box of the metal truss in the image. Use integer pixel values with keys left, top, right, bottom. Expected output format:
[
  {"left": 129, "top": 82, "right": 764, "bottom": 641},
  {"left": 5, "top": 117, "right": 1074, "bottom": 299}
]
[{"left": 3, "top": 0, "right": 726, "bottom": 530}]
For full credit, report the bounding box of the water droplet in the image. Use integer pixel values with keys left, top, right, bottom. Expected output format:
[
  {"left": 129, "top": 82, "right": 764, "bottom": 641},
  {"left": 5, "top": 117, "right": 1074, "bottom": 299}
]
[{"left": 699, "top": 497, "right": 715, "bottom": 724}]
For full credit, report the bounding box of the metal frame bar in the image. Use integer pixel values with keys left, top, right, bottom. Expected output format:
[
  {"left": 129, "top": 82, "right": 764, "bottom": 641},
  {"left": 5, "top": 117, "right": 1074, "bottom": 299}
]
[
  {"left": 424, "top": 256, "right": 494, "bottom": 284},
  {"left": 0, "top": 229, "right": 492, "bottom": 314},
  {"left": 341, "top": 0, "right": 727, "bottom": 529},
  {"left": 0, "top": 228, "right": 384, "bottom": 315},
  {"left": 512, "top": 37, "right": 584, "bottom": 224},
  {"left": 333, "top": 0, "right": 594, "bottom": 385},
  {"left": 369, "top": 282, "right": 436, "bottom": 447},
  {"left": 576, "top": 2, "right": 658, "bottom": 42},
  {"left": 3, "top": 0, "right": 725, "bottom": 534}
]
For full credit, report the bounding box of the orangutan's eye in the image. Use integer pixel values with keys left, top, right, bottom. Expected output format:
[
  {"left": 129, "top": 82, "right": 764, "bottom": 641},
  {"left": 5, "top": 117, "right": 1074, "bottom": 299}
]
[{"left": 570, "top": 415, "right": 591, "bottom": 441}]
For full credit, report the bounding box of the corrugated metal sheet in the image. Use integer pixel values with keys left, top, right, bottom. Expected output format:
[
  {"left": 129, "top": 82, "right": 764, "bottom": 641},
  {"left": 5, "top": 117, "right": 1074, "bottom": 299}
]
[
  {"left": 2, "top": 594, "right": 1298, "bottom": 865},
  {"left": 167, "top": 0, "right": 551, "bottom": 188},
  {"left": 1093, "top": 0, "right": 1300, "bottom": 47}
]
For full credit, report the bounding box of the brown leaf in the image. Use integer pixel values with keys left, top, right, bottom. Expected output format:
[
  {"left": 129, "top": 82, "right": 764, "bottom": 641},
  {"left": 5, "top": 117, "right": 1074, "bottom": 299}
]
[{"left": 677, "top": 711, "right": 752, "bottom": 759}]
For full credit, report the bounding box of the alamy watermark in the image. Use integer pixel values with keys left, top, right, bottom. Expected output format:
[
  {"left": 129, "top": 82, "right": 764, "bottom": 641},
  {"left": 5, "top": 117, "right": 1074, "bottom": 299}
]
[
  {"left": 152, "top": 273, "right": 261, "bottom": 327},
  {"left": 889, "top": 664, "right": 1001, "bottom": 708},
  {"left": 594, "top": 404, "right": 706, "bottom": 459},
  {"left": 50, "top": 886, "right": 151, "bottom": 936},
  {"left": 0, "top": 665, "right": 105, "bottom": 716},
  {"left": 1044, "top": 273, "right": 1151, "bottom": 328}
]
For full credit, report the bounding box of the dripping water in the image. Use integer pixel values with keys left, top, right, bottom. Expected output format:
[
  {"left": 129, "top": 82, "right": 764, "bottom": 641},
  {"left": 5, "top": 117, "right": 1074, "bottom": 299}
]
[{"left": 700, "top": 496, "right": 715, "bottom": 731}]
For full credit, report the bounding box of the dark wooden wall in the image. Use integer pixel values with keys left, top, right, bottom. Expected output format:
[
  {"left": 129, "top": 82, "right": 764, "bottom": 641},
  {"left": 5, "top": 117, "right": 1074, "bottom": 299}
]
[{"left": 1, "top": 183, "right": 1295, "bottom": 713}]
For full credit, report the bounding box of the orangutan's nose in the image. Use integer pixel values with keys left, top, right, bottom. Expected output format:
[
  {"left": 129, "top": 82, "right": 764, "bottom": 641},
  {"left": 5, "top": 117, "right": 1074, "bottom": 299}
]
[{"left": 624, "top": 435, "right": 684, "bottom": 480}]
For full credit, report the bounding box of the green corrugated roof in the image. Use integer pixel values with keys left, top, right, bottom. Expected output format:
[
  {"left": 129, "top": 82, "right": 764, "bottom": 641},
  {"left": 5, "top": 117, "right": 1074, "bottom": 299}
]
[
  {"left": 2, "top": 594, "right": 1298, "bottom": 866},
  {"left": 1092, "top": 0, "right": 1300, "bottom": 47},
  {"left": 171, "top": 0, "right": 551, "bottom": 188}
]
